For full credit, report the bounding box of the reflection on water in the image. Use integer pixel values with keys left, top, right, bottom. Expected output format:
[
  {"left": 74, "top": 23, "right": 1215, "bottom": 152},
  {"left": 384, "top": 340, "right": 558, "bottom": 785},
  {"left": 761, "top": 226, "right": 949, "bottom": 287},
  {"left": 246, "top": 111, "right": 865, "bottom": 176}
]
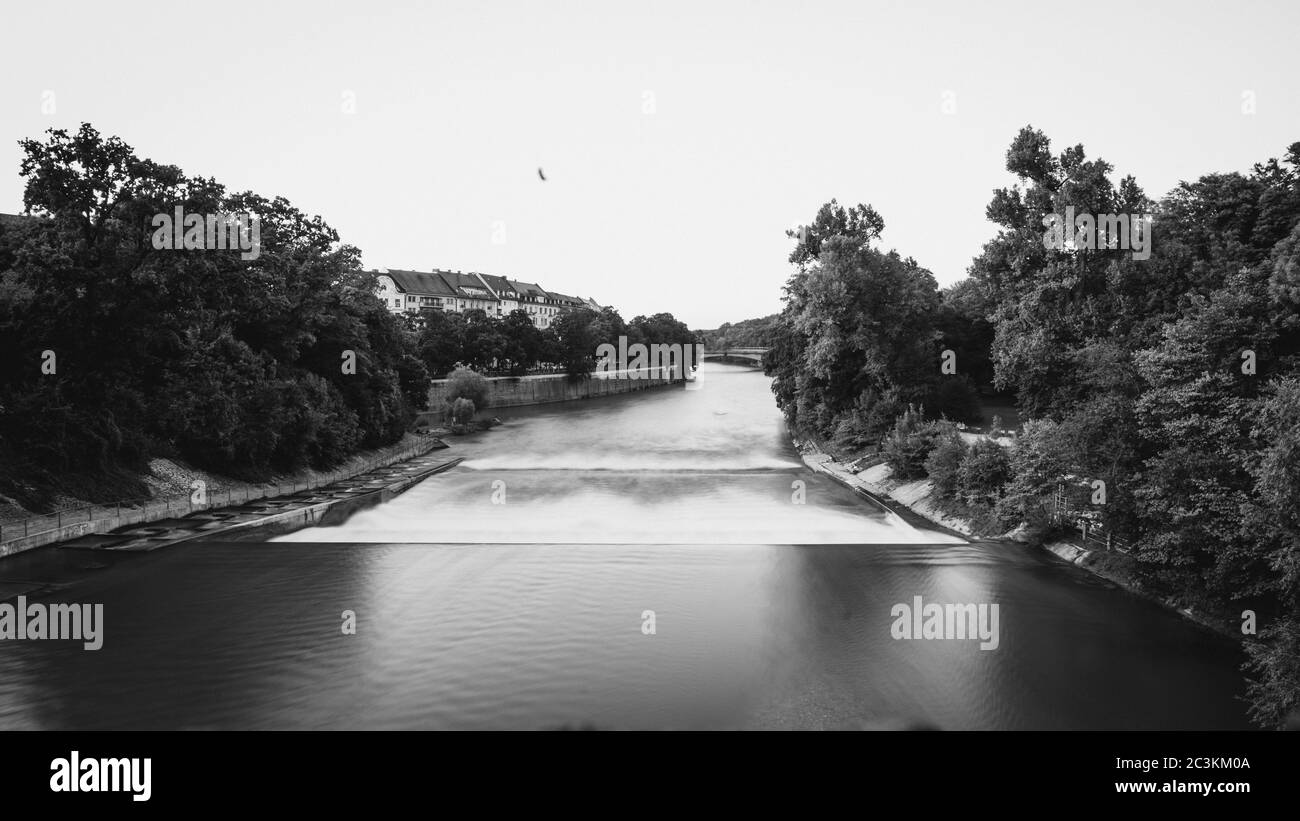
[{"left": 0, "top": 364, "right": 1252, "bottom": 729}]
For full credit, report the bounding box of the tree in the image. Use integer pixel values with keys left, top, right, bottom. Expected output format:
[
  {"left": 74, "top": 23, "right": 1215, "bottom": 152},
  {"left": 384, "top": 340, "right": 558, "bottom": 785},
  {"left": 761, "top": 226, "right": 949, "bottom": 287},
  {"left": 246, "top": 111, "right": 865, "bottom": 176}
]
[
  {"left": 458, "top": 308, "right": 507, "bottom": 371},
  {"left": 0, "top": 123, "right": 423, "bottom": 497},
  {"left": 444, "top": 367, "right": 489, "bottom": 411},
  {"left": 450, "top": 397, "right": 476, "bottom": 428},
  {"left": 957, "top": 439, "right": 1011, "bottom": 508},
  {"left": 499, "top": 309, "right": 543, "bottom": 375},
  {"left": 551, "top": 307, "right": 600, "bottom": 379},
  {"left": 768, "top": 203, "right": 953, "bottom": 441},
  {"left": 417, "top": 308, "right": 466, "bottom": 378},
  {"left": 786, "top": 198, "right": 885, "bottom": 265},
  {"left": 924, "top": 424, "right": 968, "bottom": 499}
]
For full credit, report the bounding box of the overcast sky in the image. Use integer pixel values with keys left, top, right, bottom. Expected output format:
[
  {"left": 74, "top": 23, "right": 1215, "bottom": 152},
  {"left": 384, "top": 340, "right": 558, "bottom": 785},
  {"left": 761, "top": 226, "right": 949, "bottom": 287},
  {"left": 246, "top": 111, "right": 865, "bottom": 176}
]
[{"left": 2, "top": 0, "right": 1297, "bottom": 328}]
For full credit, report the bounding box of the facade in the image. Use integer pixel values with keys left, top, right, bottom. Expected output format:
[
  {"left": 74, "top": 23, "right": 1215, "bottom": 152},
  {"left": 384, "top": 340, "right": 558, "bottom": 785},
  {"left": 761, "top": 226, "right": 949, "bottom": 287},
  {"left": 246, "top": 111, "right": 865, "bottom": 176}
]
[
  {"left": 509, "top": 279, "right": 563, "bottom": 328},
  {"left": 370, "top": 268, "right": 598, "bottom": 330},
  {"left": 546, "top": 291, "right": 587, "bottom": 311}
]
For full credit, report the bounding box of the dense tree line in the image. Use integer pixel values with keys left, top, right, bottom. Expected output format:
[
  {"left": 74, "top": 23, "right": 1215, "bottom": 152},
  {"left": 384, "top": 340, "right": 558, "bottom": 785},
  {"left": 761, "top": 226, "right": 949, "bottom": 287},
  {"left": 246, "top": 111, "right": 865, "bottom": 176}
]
[
  {"left": 412, "top": 304, "right": 694, "bottom": 380},
  {"left": 0, "top": 124, "right": 430, "bottom": 503},
  {"left": 766, "top": 134, "right": 1300, "bottom": 727},
  {"left": 696, "top": 315, "right": 781, "bottom": 350},
  {"left": 0, "top": 124, "right": 697, "bottom": 510},
  {"left": 766, "top": 199, "right": 985, "bottom": 453}
]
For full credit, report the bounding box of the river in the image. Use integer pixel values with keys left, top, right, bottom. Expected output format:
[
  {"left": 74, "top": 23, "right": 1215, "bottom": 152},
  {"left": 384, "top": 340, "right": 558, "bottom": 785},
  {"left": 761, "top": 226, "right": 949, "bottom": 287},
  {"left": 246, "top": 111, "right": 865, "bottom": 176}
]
[{"left": 0, "top": 363, "right": 1252, "bottom": 729}]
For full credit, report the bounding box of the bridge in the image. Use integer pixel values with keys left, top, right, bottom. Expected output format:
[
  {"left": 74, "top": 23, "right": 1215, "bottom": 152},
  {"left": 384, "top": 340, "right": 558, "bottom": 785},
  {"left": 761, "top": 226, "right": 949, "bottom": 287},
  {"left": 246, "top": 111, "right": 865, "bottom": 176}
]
[{"left": 699, "top": 347, "right": 768, "bottom": 366}]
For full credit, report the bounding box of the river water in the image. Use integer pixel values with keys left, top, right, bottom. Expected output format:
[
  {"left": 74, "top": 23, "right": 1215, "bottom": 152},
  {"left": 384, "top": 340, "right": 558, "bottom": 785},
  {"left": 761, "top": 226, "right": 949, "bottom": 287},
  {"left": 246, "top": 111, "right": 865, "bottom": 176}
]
[{"left": 0, "top": 363, "right": 1252, "bottom": 729}]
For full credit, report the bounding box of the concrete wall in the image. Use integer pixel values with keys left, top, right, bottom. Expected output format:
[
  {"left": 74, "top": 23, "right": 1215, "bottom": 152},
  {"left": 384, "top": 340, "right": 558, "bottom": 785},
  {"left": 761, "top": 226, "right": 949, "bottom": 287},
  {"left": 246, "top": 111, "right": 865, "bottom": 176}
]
[
  {"left": 0, "top": 440, "right": 443, "bottom": 558},
  {"left": 424, "top": 368, "right": 680, "bottom": 416}
]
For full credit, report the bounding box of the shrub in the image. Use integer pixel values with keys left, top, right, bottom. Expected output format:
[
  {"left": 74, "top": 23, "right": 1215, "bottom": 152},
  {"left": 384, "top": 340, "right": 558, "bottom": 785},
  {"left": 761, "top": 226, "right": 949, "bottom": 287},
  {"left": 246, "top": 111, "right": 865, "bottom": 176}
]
[
  {"left": 450, "top": 397, "right": 476, "bottom": 427},
  {"left": 924, "top": 424, "right": 968, "bottom": 499},
  {"left": 881, "top": 404, "right": 943, "bottom": 479},
  {"left": 995, "top": 418, "right": 1068, "bottom": 527},
  {"left": 957, "top": 438, "right": 1011, "bottom": 508},
  {"left": 445, "top": 367, "right": 489, "bottom": 410}
]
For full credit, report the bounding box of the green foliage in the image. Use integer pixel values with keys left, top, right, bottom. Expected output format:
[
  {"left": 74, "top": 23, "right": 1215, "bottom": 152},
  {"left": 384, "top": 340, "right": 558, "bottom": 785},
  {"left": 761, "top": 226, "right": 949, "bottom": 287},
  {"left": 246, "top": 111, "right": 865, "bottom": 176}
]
[
  {"left": 766, "top": 206, "right": 948, "bottom": 440},
  {"left": 551, "top": 307, "right": 601, "bottom": 379},
  {"left": 416, "top": 308, "right": 467, "bottom": 377},
  {"left": 881, "top": 405, "right": 942, "bottom": 480},
  {"left": 697, "top": 314, "right": 780, "bottom": 349},
  {"left": 957, "top": 439, "right": 1011, "bottom": 508},
  {"left": 924, "top": 425, "right": 967, "bottom": 499},
  {"left": 444, "top": 367, "right": 489, "bottom": 410},
  {"left": 1243, "top": 376, "right": 1300, "bottom": 728},
  {"left": 0, "top": 123, "right": 424, "bottom": 495},
  {"left": 450, "top": 397, "right": 476, "bottom": 426},
  {"left": 764, "top": 131, "right": 1300, "bottom": 727},
  {"left": 968, "top": 129, "right": 1300, "bottom": 725},
  {"left": 786, "top": 199, "right": 885, "bottom": 265},
  {"left": 994, "top": 419, "right": 1067, "bottom": 529},
  {"left": 1245, "top": 619, "right": 1300, "bottom": 730}
]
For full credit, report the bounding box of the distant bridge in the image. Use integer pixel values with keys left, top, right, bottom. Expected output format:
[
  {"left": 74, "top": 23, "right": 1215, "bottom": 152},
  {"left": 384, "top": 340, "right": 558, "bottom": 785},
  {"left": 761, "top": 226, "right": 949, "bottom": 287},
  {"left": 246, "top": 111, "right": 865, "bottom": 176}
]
[{"left": 699, "top": 347, "right": 768, "bottom": 366}]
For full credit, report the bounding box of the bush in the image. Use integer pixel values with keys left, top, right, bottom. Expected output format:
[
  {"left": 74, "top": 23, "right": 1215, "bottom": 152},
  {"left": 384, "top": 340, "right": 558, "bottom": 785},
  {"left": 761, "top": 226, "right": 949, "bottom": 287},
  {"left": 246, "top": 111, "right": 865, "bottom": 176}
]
[
  {"left": 995, "top": 418, "right": 1067, "bottom": 527},
  {"left": 445, "top": 367, "right": 489, "bottom": 410},
  {"left": 924, "top": 424, "right": 968, "bottom": 499},
  {"left": 957, "top": 438, "right": 1011, "bottom": 508},
  {"left": 881, "top": 404, "right": 943, "bottom": 479},
  {"left": 450, "top": 397, "right": 476, "bottom": 426}
]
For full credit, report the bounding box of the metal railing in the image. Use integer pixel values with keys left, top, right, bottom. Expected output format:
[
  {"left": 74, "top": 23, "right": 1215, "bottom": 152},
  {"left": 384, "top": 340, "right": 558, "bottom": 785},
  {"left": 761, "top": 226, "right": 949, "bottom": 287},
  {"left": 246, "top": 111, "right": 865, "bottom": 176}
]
[
  {"left": 1050, "top": 484, "right": 1135, "bottom": 553},
  {"left": 0, "top": 440, "right": 439, "bottom": 546}
]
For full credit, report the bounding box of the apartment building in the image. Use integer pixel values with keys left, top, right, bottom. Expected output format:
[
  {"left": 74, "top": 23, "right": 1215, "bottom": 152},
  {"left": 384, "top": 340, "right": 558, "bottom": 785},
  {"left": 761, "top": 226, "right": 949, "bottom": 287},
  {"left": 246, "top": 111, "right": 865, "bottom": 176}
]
[{"left": 370, "top": 268, "right": 600, "bottom": 329}]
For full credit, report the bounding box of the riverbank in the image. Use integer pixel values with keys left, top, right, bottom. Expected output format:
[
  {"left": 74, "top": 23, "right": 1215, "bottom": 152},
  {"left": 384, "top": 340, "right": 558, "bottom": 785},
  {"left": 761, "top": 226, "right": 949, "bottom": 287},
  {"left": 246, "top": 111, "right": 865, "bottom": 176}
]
[
  {"left": 791, "top": 429, "right": 1241, "bottom": 639},
  {"left": 0, "top": 432, "right": 450, "bottom": 558},
  {"left": 421, "top": 369, "right": 681, "bottom": 423}
]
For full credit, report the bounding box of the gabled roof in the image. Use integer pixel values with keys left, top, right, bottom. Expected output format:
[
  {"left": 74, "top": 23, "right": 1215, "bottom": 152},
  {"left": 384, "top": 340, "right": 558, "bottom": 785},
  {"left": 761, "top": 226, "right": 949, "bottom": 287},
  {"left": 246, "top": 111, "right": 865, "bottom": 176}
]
[
  {"left": 476, "top": 273, "right": 518, "bottom": 299},
  {"left": 371, "top": 267, "right": 600, "bottom": 310},
  {"left": 546, "top": 291, "right": 585, "bottom": 307},
  {"left": 509, "top": 279, "right": 549, "bottom": 299},
  {"left": 438, "top": 270, "right": 497, "bottom": 298},
  {"left": 374, "top": 268, "right": 458, "bottom": 297}
]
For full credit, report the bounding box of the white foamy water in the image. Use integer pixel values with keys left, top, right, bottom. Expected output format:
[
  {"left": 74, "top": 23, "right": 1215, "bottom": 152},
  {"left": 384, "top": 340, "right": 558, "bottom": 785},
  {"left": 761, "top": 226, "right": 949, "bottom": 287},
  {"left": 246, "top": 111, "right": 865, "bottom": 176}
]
[
  {"left": 0, "top": 364, "right": 1250, "bottom": 730},
  {"left": 275, "top": 364, "right": 959, "bottom": 545}
]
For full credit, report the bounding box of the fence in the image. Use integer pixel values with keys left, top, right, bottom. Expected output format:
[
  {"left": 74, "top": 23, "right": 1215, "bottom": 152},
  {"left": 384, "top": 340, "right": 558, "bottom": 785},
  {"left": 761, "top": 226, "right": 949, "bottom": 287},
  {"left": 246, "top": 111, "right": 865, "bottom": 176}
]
[
  {"left": 1050, "top": 483, "right": 1135, "bottom": 554},
  {"left": 0, "top": 440, "right": 438, "bottom": 547}
]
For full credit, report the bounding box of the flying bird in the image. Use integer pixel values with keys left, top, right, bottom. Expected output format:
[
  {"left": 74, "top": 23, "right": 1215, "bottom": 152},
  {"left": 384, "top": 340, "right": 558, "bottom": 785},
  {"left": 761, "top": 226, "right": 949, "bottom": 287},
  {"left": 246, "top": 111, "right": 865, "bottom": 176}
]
[{"left": 537, "top": 167, "right": 547, "bottom": 181}]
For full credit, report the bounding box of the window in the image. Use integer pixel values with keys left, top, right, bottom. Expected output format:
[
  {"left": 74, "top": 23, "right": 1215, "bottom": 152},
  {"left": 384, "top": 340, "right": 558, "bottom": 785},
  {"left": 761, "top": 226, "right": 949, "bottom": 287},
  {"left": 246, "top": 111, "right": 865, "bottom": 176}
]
[{"left": 393, "top": 299, "right": 401, "bottom": 307}]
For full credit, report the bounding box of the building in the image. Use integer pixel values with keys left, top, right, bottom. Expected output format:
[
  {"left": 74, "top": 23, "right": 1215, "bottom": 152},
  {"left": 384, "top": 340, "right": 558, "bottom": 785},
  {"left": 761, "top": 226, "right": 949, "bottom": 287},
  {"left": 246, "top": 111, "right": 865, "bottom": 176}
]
[
  {"left": 474, "top": 273, "right": 520, "bottom": 317},
  {"left": 509, "top": 279, "right": 562, "bottom": 328},
  {"left": 373, "top": 269, "right": 460, "bottom": 313},
  {"left": 439, "top": 270, "right": 504, "bottom": 316},
  {"left": 369, "top": 268, "right": 598, "bottom": 329},
  {"left": 546, "top": 291, "right": 587, "bottom": 311}
]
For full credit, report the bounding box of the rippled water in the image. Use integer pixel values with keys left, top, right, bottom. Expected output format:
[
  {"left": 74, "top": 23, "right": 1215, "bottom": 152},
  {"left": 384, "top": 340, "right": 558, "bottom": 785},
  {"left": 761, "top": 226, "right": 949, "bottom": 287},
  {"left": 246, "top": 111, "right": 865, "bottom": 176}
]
[{"left": 0, "top": 364, "right": 1252, "bottom": 729}]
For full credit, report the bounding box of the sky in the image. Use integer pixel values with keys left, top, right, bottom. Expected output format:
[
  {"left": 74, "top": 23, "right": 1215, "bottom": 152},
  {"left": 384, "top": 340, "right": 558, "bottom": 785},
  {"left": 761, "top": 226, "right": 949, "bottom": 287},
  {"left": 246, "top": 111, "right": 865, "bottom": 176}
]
[{"left": 1, "top": 0, "right": 1298, "bottom": 328}]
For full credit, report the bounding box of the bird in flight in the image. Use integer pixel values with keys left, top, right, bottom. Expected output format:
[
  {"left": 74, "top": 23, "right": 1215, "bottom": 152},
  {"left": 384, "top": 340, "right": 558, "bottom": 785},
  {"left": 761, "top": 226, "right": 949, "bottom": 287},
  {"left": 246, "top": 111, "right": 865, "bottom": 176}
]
[{"left": 537, "top": 168, "right": 547, "bottom": 181}]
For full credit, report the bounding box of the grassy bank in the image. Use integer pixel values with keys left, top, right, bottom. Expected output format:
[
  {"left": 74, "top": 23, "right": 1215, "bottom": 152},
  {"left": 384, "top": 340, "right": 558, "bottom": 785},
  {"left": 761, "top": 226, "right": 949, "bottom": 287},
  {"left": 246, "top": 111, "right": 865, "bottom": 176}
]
[
  {"left": 0, "top": 432, "right": 444, "bottom": 527},
  {"left": 792, "top": 426, "right": 1244, "bottom": 640}
]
